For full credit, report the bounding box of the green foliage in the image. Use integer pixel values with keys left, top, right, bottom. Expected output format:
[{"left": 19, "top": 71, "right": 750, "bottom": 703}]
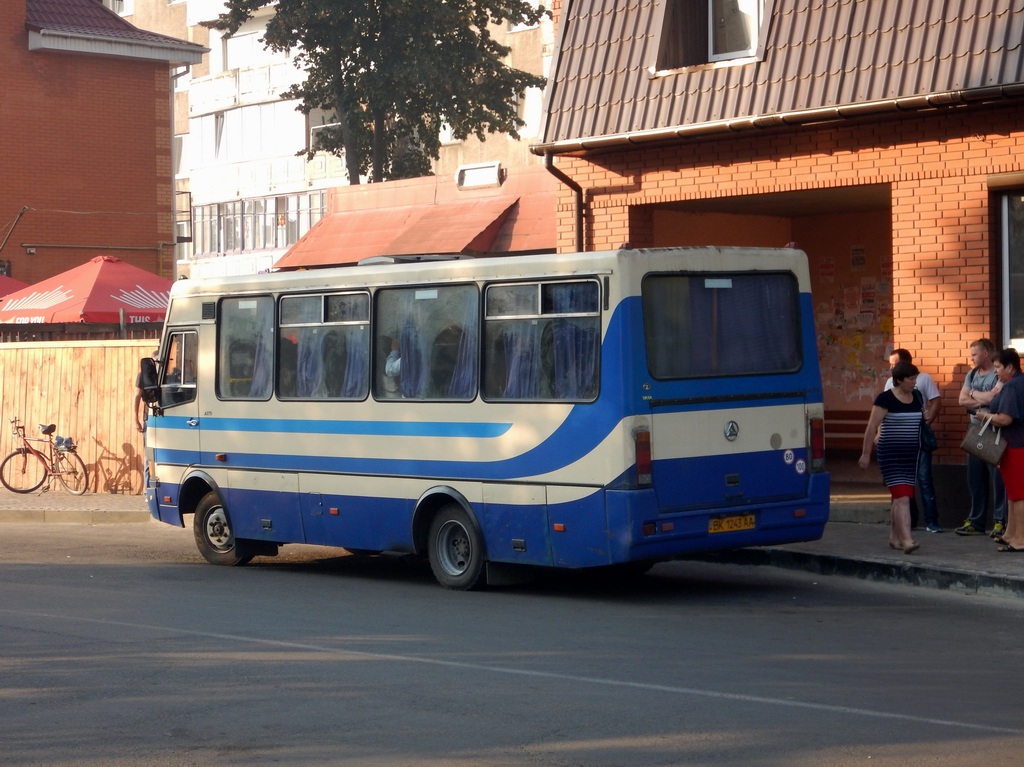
[{"left": 205, "top": 0, "right": 549, "bottom": 184}]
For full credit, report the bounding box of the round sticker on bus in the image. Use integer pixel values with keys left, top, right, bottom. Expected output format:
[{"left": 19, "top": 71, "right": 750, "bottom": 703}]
[
  {"left": 783, "top": 450, "right": 794, "bottom": 464},
  {"left": 795, "top": 459, "right": 806, "bottom": 474}
]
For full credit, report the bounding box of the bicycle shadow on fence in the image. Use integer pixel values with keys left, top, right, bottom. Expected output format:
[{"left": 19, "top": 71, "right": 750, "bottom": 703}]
[{"left": 91, "top": 437, "right": 141, "bottom": 494}]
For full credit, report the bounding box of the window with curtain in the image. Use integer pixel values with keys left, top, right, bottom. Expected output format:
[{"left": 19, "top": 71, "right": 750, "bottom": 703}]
[
  {"left": 278, "top": 292, "right": 370, "bottom": 400},
  {"left": 375, "top": 285, "right": 479, "bottom": 400},
  {"left": 656, "top": 0, "right": 769, "bottom": 71},
  {"left": 483, "top": 280, "right": 600, "bottom": 402},
  {"left": 642, "top": 272, "right": 801, "bottom": 379}
]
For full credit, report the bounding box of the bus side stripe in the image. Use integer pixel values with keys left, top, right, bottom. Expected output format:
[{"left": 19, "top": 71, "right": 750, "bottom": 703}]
[{"left": 155, "top": 416, "right": 512, "bottom": 439}]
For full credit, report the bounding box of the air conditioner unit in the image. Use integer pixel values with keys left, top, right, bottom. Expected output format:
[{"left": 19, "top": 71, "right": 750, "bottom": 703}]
[{"left": 456, "top": 161, "right": 504, "bottom": 190}]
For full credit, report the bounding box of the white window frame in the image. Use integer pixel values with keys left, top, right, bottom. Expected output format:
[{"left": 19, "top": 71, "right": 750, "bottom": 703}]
[
  {"left": 1001, "top": 193, "right": 1024, "bottom": 351},
  {"left": 708, "top": 0, "right": 762, "bottom": 62}
]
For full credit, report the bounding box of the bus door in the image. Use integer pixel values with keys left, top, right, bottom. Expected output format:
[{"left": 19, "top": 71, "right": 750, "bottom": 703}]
[{"left": 149, "top": 329, "right": 201, "bottom": 519}]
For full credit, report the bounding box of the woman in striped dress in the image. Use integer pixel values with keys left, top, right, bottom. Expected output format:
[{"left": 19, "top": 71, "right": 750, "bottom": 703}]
[{"left": 859, "top": 361, "right": 924, "bottom": 553}]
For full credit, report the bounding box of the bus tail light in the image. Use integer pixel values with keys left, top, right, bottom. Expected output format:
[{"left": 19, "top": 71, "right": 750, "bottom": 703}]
[
  {"left": 809, "top": 416, "right": 825, "bottom": 471},
  {"left": 634, "top": 428, "right": 652, "bottom": 487}
]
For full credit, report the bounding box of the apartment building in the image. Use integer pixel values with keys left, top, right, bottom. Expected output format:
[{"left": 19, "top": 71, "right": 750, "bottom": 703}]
[{"left": 114, "top": 0, "right": 558, "bottom": 278}]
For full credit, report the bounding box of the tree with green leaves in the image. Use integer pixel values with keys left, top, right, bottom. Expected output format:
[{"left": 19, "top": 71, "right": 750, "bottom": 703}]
[{"left": 205, "top": 0, "right": 549, "bottom": 184}]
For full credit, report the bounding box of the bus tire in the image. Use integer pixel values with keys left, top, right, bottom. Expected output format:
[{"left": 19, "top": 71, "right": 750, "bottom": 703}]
[
  {"left": 193, "top": 491, "right": 253, "bottom": 566},
  {"left": 427, "top": 504, "right": 486, "bottom": 590}
]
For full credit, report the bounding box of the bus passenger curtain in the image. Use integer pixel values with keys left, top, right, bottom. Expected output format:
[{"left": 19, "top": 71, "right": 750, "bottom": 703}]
[
  {"left": 551, "top": 320, "right": 598, "bottom": 399},
  {"left": 290, "top": 327, "right": 369, "bottom": 398},
  {"left": 396, "top": 287, "right": 478, "bottom": 399},
  {"left": 398, "top": 317, "right": 425, "bottom": 398},
  {"left": 447, "top": 299, "right": 479, "bottom": 398},
  {"left": 296, "top": 332, "right": 325, "bottom": 397},
  {"left": 501, "top": 323, "right": 541, "bottom": 398},
  {"left": 248, "top": 308, "right": 274, "bottom": 398},
  {"left": 686, "top": 275, "right": 800, "bottom": 376},
  {"left": 341, "top": 330, "right": 368, "bottom": 397}
]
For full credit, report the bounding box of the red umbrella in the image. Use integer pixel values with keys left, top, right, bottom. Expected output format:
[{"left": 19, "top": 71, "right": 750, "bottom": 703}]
[
  {"left": 0, "top": 274, "right": 29, "bottom": 298},
  {"left": 0, "top": 256, "right": 171, "bottom": 324}
]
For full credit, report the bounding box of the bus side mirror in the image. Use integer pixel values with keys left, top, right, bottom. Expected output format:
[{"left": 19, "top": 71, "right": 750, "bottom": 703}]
[{"left": 139, "top": 357, "right": 160, "bottom": 405}]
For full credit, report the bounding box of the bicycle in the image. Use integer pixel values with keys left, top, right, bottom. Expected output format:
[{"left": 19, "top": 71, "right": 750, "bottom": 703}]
[{"left": 0, "top": 417, "right": 88, "bottom": 495}]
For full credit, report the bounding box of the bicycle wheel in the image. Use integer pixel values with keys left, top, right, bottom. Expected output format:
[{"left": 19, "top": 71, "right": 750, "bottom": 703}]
[
  {"left": 0, "top": 448, "right": 47, "bottom": 493},
  {"left": 54, "top": 450, "right": 88, "bottom": 495}
]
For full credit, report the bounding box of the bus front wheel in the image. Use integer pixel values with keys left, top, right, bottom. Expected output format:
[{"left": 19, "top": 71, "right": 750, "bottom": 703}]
[
  {"left": 427, "top": 505, "right": 486, "bottom": 590},
  {"left": 193, "top": 492, "right": 253, "bottom": 566}
]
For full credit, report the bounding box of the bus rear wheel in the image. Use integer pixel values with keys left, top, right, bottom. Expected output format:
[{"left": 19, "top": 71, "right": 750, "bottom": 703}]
[
  {"left": 427, "top": 505, "right": 486, "bottom": 590},
  {"left": 193, "top": 492, "right": 253, "bottom": 566}
]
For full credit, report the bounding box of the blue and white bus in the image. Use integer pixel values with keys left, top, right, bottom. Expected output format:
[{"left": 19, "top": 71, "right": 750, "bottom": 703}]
[{"left": 140, "top": 247, "right": 829, "bottom": 589}]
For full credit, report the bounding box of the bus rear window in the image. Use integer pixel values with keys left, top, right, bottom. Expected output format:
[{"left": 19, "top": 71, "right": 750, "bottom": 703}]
[{"left": 642, "top": 273, "right": 802, "bottom": 379}]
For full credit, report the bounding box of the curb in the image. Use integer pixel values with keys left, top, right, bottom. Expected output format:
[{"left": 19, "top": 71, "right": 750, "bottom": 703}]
[
  {"left": 0, "top": 508, "right": 152, "bottom": 525},
  {"left": 697, "top": 547, "right": 1024, "bottom": 601}
]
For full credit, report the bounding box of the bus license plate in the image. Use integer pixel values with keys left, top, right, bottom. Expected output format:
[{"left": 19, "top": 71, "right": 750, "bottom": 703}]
[{"left": 708, "top": 514, "right": 756, "bottom": 534}]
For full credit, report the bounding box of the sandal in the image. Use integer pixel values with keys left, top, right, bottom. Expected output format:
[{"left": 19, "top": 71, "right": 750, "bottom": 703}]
[{"left": 996, "top": 544, "right": 1024, "bottom": 553}]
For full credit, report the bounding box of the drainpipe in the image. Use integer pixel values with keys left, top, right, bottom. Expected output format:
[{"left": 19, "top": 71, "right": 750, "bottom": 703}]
[{"left": 543, "top": 153, "right": 584, "bottom": 252}]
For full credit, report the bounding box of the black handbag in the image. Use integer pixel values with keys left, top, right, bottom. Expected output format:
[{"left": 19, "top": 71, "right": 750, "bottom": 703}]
[
  {"left": 960, "top": 416, "right": 1007, "bottom": 466},
  {"left": 921, "top": 422, "right": 938, "bottom": 453}
]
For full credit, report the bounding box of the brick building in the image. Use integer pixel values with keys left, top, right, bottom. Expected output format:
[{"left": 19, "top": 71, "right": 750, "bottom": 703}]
[
  {"left": 535, "top": 0, "right": 1024, "bottom": 508},
  {"left": 0, "top": 0, "right": 204, "bottom": 286}
]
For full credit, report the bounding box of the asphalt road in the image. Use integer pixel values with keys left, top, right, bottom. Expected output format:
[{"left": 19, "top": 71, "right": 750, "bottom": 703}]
[{"left": 1, "top": 522, "right": 1022, "bottom": 767}]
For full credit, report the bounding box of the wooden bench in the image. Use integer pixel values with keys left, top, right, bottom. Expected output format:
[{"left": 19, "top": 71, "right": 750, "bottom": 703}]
[{"left": 824, "top": 409, "right": 871, "bottom": 451}]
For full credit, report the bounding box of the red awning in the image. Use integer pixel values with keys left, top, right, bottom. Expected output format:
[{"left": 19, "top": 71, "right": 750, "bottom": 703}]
[
  {"left": 275, "top": 196, "right": 519, "bottom": 269},
  {"left": 0, "top": 275, "right": 29, "bottom": 298},
  {"left": 0, "top": 256, "right": 171, "bottom": 324}
]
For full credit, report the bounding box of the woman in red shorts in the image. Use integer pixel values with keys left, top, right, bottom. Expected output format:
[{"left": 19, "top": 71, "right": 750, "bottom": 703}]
[
  {"left": 859, "top": 361, "right": 923, "bottom": 554},
  {"left": 984, "top": 348, "right": 1024, "bottom": 551}
]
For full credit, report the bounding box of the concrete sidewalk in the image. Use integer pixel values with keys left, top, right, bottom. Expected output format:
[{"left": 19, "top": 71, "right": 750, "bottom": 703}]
[
  {"left": 704, "top": 483, "right": 1024, "bottom": 602},
  {"left": 1, "top": 482, "right": 1021, "bottom": 600}
]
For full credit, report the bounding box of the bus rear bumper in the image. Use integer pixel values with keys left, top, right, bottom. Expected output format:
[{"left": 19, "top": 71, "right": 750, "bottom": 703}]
[{"left": 605, "top": 472, "right": 831, "bottom": 563}]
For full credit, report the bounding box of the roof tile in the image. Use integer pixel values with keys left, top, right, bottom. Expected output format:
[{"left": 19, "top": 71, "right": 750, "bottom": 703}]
[
  {"left": 541, "top": 0, "right": 1024, "bottom": 150},
  {"left": 26, "top": 0, "right": 202, "bottom": 49}
]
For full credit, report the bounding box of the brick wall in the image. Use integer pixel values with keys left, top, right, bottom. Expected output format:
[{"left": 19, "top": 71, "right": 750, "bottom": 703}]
[
  {"left": 552, "top": 104, "right": 1024, "bottom": 462},
  {"left": 0, "top": 14, "right": 175, "bottom": 285}
]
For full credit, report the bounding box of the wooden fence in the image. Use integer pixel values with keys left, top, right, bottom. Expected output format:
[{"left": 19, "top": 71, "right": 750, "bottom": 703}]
[{"left": 0, "top": 339, "right": 154, "bottom": 494}]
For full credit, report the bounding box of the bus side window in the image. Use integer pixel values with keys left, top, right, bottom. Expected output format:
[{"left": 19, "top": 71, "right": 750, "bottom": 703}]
[
  {"left": 160, "top": 331, "right": 198, "bottom": 407},
  {"left": 375, "top": 285, "right": 478, "bottom": 400},
  {"left": 218, "top": 296, "right": 274, "bottom": 400},
  {"left": 484, "top": 280, "right": 600, "bottom": 402}
]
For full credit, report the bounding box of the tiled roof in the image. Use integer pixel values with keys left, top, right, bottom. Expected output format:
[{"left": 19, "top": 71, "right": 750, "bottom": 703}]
[
  {"left": 26, "top": 0, "right": 206, "bottom": 57},
  {"left": 538, "top": 0, "right": 1024, "bottom": 152}
]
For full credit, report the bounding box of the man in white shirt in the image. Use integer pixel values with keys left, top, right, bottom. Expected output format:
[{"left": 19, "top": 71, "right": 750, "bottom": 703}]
[{"left": 884, "top": 348, "right": 942, "bottom": 531}]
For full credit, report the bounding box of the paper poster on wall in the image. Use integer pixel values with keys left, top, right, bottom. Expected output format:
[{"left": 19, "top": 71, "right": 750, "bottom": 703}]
[
  {"left": 819, "top": 256, "right": 835, "bottom": 283},
  {"left": 860, "top": 277, "right": 876, "bottom": 309},
  {"left": 844, "top": 287, "right": 860, "bottom": 313},
  {"left": 850, "top": 245, "right": 866, "bottom": 272}
]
